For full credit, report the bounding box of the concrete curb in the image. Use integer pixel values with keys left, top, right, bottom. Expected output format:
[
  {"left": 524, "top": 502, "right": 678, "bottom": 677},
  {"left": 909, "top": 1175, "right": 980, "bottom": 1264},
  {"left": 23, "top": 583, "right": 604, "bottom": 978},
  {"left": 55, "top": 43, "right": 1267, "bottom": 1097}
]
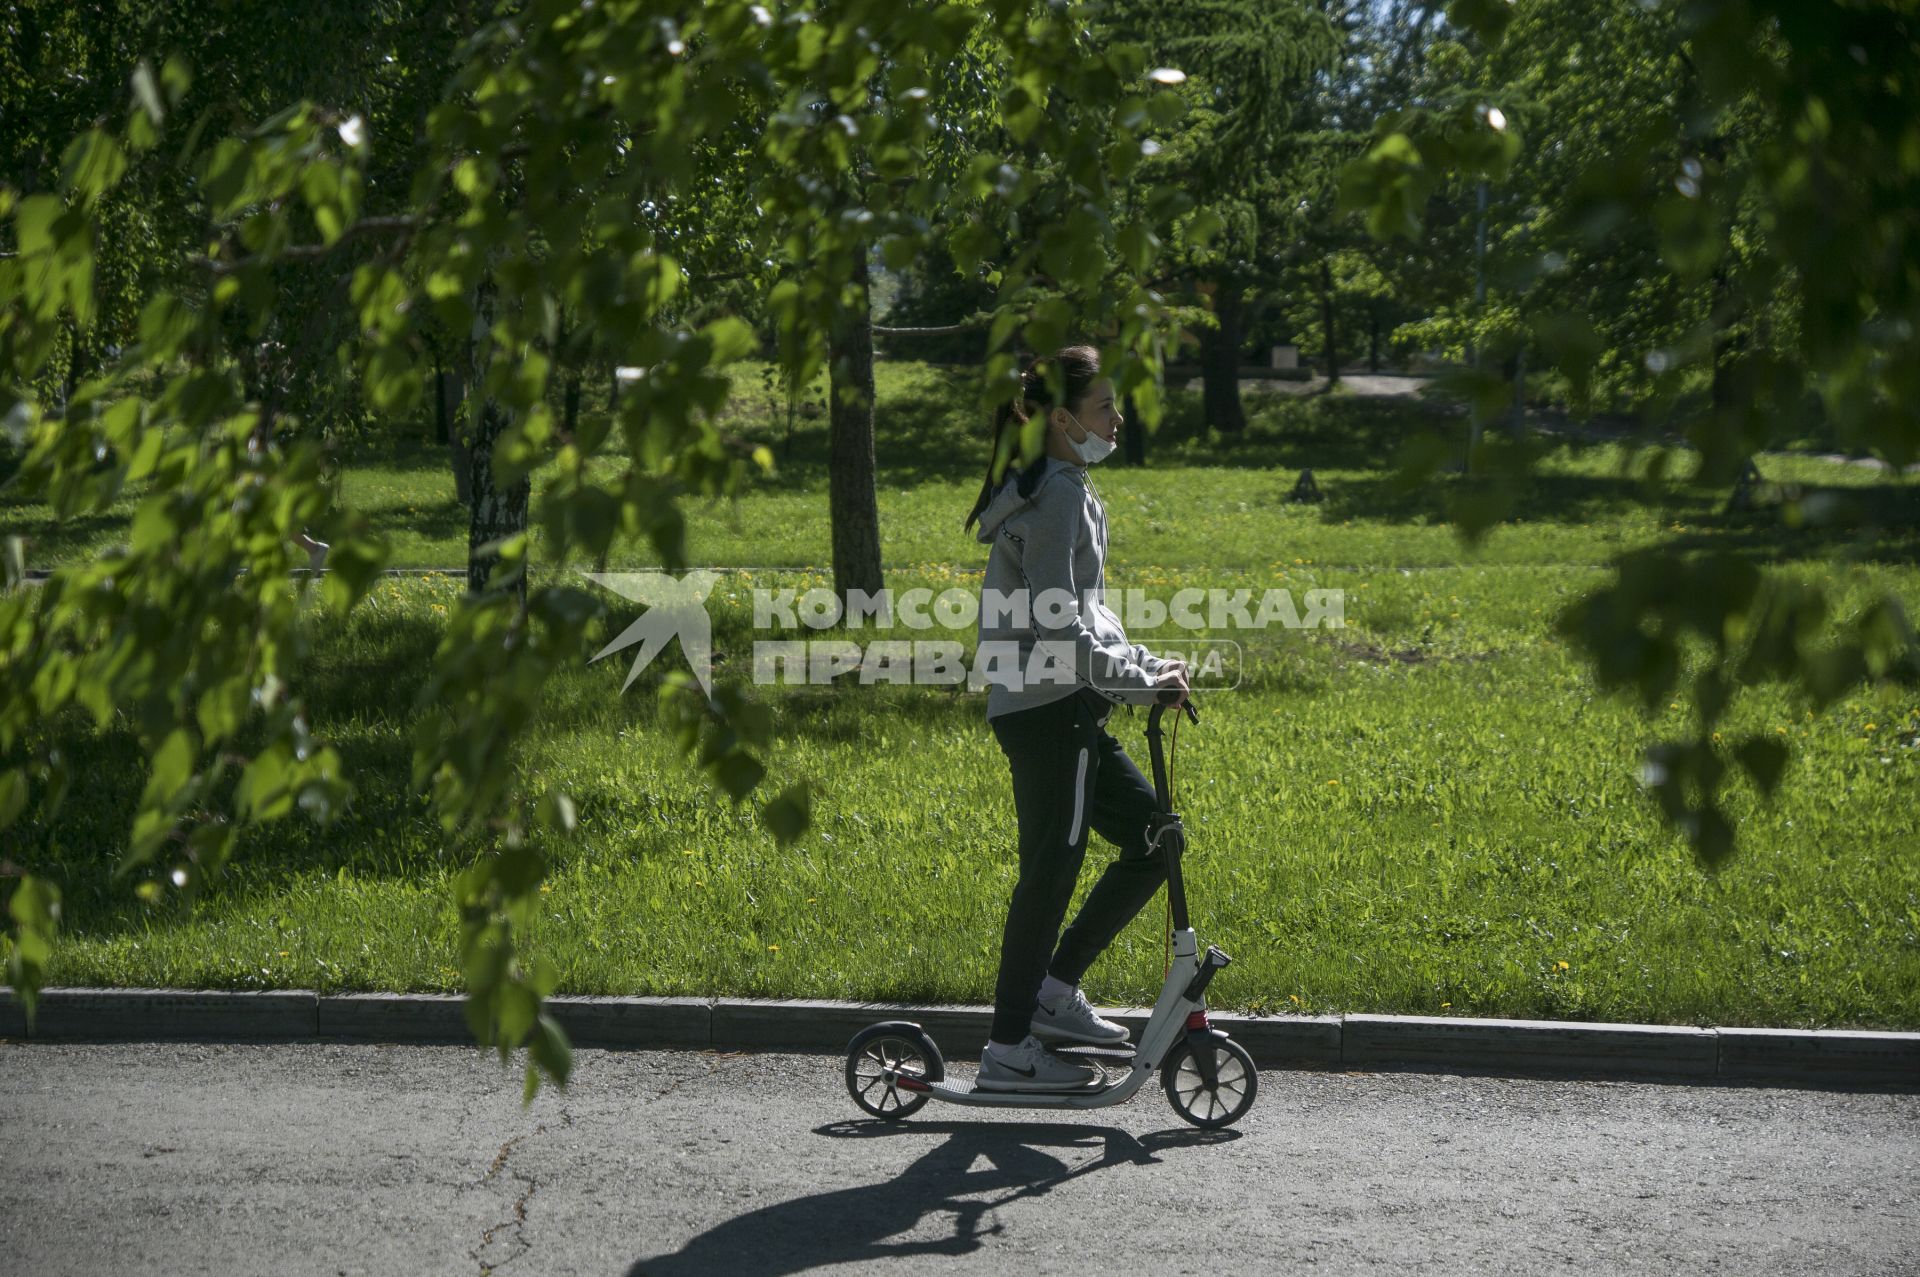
[
  {"left": 1, "top": 987, "right": 1913, "bottom": 1090},
  {"left": 1717, "top": 1027, "right": 1920, "bottom": 1085},
  {"left": 19, "top": 988, "right": 319, "bottom": 1041},
  {"left": 0, "top": 987, "right": 25, "bottom": 1039},
  {"left": 1342, "top": 1013, "right": 1719, "bottom": 1078}
]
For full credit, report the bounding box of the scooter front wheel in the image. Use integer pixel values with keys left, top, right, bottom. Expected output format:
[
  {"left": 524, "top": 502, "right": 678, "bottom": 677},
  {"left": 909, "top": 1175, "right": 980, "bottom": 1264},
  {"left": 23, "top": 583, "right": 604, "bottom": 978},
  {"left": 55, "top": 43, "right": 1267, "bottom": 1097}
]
[
  {"left": 1161, "top": 1035, "right": 1258, "bottom": 1129},
  {"left": 845, "top": 1022, "right": 944, "bottom": 1121}
]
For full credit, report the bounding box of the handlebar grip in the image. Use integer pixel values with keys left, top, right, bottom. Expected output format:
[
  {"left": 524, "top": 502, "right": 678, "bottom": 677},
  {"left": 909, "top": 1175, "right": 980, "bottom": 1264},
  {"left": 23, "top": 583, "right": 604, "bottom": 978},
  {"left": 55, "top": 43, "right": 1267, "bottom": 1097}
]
[{"left": 1152, "top": 688, "right": 1201, "bottom": 724}]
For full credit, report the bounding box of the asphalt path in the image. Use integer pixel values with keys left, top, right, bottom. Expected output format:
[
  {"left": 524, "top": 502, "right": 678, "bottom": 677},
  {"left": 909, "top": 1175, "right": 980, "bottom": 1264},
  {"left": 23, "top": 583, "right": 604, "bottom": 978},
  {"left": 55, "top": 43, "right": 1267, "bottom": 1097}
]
[{"left": 2, "top": 1041, "right": 1914, "bottom": 1275}]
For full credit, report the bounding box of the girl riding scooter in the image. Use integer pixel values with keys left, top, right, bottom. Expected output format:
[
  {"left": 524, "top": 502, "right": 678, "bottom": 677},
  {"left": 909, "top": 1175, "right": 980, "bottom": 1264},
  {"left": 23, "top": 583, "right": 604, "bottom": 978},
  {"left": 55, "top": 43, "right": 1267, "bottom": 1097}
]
[{"left": 964, "top": 344, "right": 1191, "bottom": 1092}]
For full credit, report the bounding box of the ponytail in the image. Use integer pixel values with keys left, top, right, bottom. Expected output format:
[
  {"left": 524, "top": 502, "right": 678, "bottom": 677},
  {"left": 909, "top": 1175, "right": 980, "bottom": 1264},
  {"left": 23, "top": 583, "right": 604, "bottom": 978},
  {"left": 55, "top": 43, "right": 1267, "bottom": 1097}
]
[{"left": 963, "top": 344, "right": 1101, "bottom": 531}]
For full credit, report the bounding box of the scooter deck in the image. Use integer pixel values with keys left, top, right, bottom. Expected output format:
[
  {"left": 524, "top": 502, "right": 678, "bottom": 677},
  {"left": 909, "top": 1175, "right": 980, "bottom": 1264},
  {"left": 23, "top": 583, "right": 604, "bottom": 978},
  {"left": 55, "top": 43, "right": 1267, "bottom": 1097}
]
[
  {"left": 927, "top": 1079, "right": 1122, "bottom": 1107},
  {"left": 924, "top": 1044, "right": 1147, "bottom": 1107},
  {"left": 1042, "top": 1042, "right": 1137, "bottom": 1061}
]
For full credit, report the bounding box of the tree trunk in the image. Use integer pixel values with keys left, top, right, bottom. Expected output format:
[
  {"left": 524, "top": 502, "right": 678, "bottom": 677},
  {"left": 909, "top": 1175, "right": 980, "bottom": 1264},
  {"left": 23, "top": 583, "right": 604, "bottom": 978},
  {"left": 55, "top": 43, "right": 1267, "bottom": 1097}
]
[
  {"left": 433, "top": 364, "right": 449, "bottom": 444},
  {"left": 445, "top": 360, "right": 472, "bottom": 506},
  {"left": 1709, "top": 267, "right": 1748, "bottom": 416},
  {"left": 1122, "top": 392, "right": 1145, "bottom": 466},
  {"left": 1198, "top": 283, "right": 1246, "bottom": 433},
  {"left": 1319, "top": 259, "right": 1340, "bottom": 387},
  {"left": 465, "top": 285, "right": 529, "bottom": 604},
  {"left": 827, "top": 251, "right": 884, "bottom": 603},
  {"left": 1510, "top": 346, "right": 1528, "bottom": 437},
  {"left": 1369, "top": 309, "right": 1381, "bottom": 372}
]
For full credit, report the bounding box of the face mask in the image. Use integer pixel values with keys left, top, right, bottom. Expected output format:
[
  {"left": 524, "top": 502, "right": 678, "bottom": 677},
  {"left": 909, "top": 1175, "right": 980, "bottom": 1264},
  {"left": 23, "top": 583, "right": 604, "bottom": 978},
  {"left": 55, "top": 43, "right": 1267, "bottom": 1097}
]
[{"left": 1060, "top": 411, "right": 1116, "bottom": 465}]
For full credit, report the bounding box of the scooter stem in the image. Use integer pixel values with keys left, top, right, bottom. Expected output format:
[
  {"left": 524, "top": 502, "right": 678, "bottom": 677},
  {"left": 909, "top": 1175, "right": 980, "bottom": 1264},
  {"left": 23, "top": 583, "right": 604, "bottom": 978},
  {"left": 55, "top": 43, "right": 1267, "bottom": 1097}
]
[{"left": 1144, "top": 700, "right": 1198, "bottom": 933}]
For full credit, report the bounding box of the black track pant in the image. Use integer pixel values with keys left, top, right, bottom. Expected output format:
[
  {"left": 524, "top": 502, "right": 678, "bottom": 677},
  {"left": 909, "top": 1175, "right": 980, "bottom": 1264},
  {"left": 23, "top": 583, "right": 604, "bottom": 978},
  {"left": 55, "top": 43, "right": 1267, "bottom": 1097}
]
[{"left": 987, "top": 688, "right": 1167, "bottom": 1046}]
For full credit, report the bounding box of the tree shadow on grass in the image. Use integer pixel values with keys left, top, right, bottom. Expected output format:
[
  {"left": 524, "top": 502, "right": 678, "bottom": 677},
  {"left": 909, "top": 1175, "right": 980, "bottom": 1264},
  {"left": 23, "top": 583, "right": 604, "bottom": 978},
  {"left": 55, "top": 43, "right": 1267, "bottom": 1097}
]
[
  {"left": 1671, "top": 484, "right": 1920, "bottom": 566},
  {"left": 1313, "top": 469, "right": 1706, "bottom": 529},
  {"left": 1310, "top": 463, "right": 1919, "bottom": 565},
  {"left": 628, "top": 1120, "right": 1238, "bottom": 1277},
  {"left": 331, "top": 434, "right": 461, "bottom": 475},
  {"left": 359, "top": 496, "right": 470, "bottom": 553},
  {"left": 1153, "top": 391, "right": 1466, "bottom": 475},
  {"left": 1, "top": 506, "right": 135, "bottom": 567}
]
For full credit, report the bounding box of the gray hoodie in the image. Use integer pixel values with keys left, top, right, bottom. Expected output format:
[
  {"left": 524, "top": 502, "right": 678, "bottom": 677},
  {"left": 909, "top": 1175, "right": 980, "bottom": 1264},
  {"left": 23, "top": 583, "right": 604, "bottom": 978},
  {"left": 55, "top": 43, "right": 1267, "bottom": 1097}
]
[{"left": 973, "top": 456, "right": 1176, "bottom": 720}]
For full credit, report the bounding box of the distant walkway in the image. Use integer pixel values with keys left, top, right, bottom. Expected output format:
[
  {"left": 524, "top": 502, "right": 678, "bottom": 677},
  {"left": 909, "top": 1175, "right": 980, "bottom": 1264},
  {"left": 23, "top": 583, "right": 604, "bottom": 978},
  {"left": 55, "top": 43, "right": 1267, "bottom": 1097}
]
[{"left": 1179, "top": 371, "right": 1433, "bottom": 398}]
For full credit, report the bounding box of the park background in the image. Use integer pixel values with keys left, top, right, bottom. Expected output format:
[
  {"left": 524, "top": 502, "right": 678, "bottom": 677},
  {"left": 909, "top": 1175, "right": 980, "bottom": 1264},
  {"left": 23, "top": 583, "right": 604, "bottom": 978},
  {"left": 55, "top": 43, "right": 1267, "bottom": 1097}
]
[{"left": 3, "top": 1, "right": 1916, "bottom": 1084}]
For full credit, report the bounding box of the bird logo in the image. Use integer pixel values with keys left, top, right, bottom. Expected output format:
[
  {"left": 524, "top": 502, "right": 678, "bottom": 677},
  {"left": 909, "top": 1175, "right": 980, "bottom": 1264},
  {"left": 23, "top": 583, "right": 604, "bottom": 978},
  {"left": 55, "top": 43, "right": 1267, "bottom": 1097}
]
[{"left": 583, "top": 571, "right": 720, "bottom": 696}]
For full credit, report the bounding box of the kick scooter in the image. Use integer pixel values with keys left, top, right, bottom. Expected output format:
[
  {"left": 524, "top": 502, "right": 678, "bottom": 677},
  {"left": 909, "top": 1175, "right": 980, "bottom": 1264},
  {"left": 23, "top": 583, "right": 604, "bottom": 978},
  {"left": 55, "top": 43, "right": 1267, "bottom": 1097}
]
[{"left": 843, "top": 697, "right": 1257, "bottom": 1129}]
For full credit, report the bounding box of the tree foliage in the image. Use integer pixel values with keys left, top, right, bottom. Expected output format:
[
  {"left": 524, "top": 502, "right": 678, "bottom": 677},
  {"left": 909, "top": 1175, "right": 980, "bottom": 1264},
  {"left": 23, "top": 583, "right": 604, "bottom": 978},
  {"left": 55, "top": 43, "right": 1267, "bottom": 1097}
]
[
  {"left": 0, "top": 0, "right": 1204, "bottom": 1093},
  {"left": 1339, "top": 0, "right": 1919, "bottom": 862}
]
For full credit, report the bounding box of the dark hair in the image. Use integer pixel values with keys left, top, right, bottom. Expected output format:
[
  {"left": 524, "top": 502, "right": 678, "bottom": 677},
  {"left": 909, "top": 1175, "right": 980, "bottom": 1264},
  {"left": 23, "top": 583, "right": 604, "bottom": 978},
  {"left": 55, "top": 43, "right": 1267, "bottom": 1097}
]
[{"left": 964, "top": 344, "right": 1102, "bottom": 531}]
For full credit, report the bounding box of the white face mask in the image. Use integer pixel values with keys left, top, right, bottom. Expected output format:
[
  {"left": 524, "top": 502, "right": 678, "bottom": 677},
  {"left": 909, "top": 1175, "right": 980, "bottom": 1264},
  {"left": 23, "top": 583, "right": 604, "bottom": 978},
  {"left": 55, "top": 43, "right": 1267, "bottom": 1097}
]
[{"left": 1060, "top": 411, "right": 1116, "bottom": 465}]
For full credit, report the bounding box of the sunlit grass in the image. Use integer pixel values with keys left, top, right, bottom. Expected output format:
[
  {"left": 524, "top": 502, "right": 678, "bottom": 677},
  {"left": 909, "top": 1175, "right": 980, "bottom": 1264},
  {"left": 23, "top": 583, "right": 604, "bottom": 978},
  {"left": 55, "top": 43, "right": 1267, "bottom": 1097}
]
[
  {"left": 5, "top": 367, "right": 1916, "bottom": 1026},
  {"left": 15, "top": 564, "right": 1919, "bottom": 1029}
]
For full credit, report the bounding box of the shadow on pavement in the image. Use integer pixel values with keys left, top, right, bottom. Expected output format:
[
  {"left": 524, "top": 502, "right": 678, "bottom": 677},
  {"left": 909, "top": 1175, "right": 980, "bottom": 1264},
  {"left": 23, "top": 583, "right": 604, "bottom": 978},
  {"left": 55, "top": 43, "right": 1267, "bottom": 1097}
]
[{"left": 627, "top": 1119, "right": 1239, "bottom": 1275}]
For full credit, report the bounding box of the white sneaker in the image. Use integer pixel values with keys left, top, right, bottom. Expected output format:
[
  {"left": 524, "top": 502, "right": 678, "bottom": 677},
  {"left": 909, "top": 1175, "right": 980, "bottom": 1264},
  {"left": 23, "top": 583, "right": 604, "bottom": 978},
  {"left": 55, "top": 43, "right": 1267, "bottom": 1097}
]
[
  {"left": 1030, "top": 987, "right": 1130, "bottom": 1046},
  {"left": 976, "top": 1035, "right": 1099, "bottom": 1092}
]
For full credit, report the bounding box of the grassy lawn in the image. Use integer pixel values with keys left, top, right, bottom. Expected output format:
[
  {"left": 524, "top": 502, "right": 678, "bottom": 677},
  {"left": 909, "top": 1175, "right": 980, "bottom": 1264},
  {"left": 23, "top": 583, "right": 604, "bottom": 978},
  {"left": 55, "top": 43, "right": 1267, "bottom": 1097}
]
[{"left": 6, "top": 366, "right": 1918, "bottom": 1027}]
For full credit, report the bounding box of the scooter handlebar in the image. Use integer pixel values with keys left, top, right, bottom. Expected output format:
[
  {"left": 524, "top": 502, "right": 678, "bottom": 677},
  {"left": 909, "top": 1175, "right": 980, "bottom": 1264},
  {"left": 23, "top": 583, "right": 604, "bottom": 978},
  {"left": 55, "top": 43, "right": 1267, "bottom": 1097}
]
[{"left": 1149, "top": 690, "right": 1200, "bottom": 726}]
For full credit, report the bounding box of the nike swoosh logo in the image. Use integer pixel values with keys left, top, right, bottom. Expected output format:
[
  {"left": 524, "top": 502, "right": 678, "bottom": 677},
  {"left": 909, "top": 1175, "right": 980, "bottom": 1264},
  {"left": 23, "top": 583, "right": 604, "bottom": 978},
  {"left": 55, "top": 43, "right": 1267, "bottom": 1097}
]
[{"left": 1001, "top": 1062, "right": 1037, "bottom": 1077}]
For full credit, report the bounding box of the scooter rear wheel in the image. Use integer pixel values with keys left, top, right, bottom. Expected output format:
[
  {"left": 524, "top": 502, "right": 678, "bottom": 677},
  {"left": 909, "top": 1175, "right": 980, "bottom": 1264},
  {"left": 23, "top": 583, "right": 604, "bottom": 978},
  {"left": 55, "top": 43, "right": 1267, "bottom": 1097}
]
[
  {"left": 844, "top": 1022, "right": 944, "bottom": 1121},
  {"left": 1161, "top": 1036, "right": 1258, "bottom": 1129}
]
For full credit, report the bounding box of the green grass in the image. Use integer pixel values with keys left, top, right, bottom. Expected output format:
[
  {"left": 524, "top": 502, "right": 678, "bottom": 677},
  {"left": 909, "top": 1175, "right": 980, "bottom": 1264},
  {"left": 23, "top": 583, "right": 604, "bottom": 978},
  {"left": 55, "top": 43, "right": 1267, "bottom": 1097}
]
[
  {"left": 5, "top": 367, "right": 1919, "bottom": 1027},
  {"left": 10, "top": 361, "right": 1916, "bottom": 573}
]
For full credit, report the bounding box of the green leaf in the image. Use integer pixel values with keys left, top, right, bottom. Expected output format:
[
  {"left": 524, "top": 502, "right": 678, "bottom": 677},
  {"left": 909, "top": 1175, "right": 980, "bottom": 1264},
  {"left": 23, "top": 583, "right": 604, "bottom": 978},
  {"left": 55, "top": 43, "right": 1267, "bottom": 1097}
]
[
  {"left": 320, "top": 535, "right": 389, "bottom": 618},
  {"left": 15, "top": 194, "right": 64, "bottom": 258},
  {"left": 763, "top": 782, "right": 811, "bottom": 845},
  {"left": 160, "top": 54, "right": 192, "bottom": 106},
  {"left": 710, "top": 750, "right": 766, "bottom": 801},
  {"left": 200, "top": 138, "right": 255, "bottom": 219},
  {"left": 1734, "top": 736, "right": 1790, "bottom": 798},
  {"left": 496, "top": 980, "right": 538, "bottom": 1049},
  {"left": 528, "top": 1014, "right": 573, "bottom": 1090},
  {"left": 138, "top": 294, "right": 196, "bottom": 361},
  {"left": 5, "top": 873, "right": 62, "bottom": 1022},
  {"left": 702, "top": 316, "right": 758, "bottom": 365},
  {"left": 195, "top": 677, "right": 252, "bottom": 744},
  {"left": 141, "top": 728, "right": 198, "bottom": 810},
  {"left": 536, "top": 789, "right": 577, "bottom": 834},
  {"left": 0, "top": 768, "right": 28, "bottom": 831},
  {"left": 60, "top": 130, "right": 128, "bottom": 203},
  {"left": 130, "top": 495, "right": 177, "bottom": 558},
  {"left": 235, "top": 745, "right": 293, "bottom": 822},
  {"left": 1187, "top": 208, "right": 1225, "bottom": 247},
  {"left": 1533, "top": 313, "right": 1603, "bottom": 410}
]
